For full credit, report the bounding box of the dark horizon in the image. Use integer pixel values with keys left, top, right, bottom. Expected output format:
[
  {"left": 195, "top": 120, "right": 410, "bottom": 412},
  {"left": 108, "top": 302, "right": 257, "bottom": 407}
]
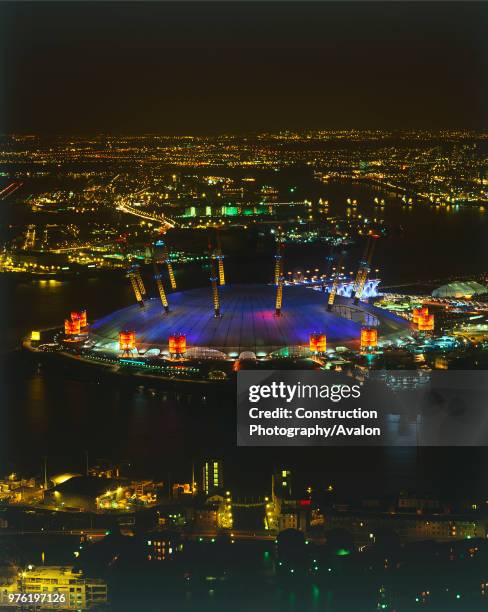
[{"left": 1, "top": 1, "right": 488, "bottom": 134}]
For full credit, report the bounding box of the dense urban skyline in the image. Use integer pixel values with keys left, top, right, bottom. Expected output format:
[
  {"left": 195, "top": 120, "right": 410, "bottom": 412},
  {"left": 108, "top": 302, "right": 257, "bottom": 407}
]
[{"left": 2, "top": 1, "right": 488, "bottom": 134}]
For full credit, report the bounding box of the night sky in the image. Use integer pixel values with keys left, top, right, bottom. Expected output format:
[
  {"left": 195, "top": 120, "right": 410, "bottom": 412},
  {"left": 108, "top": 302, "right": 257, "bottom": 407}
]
[{"left": 1, "top": 1, "right": 487, "bottom": 134}]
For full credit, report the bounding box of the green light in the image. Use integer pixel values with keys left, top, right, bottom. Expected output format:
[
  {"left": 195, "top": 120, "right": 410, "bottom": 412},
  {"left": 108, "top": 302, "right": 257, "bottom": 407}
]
[
  {"left": 336, "top": 548, "right": 351, "bottom": 556},
  {"left": 311, "top": 584, "right": 320, "bottom": 601},
  {"left": 456, "top": 594, "right": 461, "bottom": 599}
]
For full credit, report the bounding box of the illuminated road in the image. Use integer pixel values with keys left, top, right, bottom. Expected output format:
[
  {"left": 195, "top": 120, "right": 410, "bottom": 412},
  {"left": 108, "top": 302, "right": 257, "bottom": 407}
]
[
  {"left": 0, "top": 181, "right": 22, "bottom": 200},
  {"left": 185, "top": 531, "right": 276, "bottom": 542},
  {"left": 117, "top": 201, "right": 175, "bottom": 228},
  {"left": 0, "top": 529, "right": 109, "bottom": 540},
  {"left": 115, "top": 187, "right": 176, "bottom": 229}
]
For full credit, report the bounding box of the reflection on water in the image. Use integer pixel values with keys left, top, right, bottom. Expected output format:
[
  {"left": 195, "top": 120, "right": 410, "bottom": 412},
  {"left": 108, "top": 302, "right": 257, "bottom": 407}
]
[
  {"left": 1, "top": 353, "right": 488, "bottom": 500},
  {"left": 316, "top": 181, "right": 488, "bottom": 284}
]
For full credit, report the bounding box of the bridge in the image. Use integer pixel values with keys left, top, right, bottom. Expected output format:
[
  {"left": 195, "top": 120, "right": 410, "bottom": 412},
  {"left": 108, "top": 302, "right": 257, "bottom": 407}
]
[{"left": 116, "top": 198, "right": 176, "bottom": 229}]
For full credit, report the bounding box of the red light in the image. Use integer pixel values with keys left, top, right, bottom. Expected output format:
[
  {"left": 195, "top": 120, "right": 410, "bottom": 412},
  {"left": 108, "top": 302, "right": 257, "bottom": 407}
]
[
  {"left": 412, "top": 306, "right": 429, "bottom": 324},
  {"left": 360, "top": 327, "right": 378, "bottom": 349},
  {"left": 71, "top": 310, "right": 87, "bottom": 328},
  {"left": 418, "top": 313, "right": 434, "bottom": 331},
  {"left": 309, "top": 333, "right": 326, "bottom": 353},
  {"left": 119, "top": 330, "right": 136, "bottom": 351},
  {"left": 64, "top": 319, "right": 81, "bottom": 335},
  {"left": 169, "top": 334, "right": 187, "bottom": 355}
]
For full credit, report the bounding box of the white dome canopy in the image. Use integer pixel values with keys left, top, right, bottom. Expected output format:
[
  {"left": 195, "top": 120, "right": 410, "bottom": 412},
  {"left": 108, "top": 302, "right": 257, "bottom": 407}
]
[{"left": 432, "top": 281, "right": 487, "bottom": 299}]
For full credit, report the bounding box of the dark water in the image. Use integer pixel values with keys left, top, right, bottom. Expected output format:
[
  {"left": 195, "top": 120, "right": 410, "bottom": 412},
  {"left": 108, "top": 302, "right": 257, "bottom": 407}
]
[
  {"left": 308, "top": 179, "right": 488, "bottom": 284},
  {"left": 2, "top": 350, "right": 488, "bottom": 500},
  {"left": 0, "top": 181, "right": 487, "bottom": 498}
]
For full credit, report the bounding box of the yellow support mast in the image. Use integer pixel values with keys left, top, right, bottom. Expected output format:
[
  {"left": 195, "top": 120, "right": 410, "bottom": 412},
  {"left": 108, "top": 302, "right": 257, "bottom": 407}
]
[
  {"left": 352, "top": 234, "right": 378, "bottom": 305},
  {"left": 162, "top": 244, "right": 177, "bottom": 290},
  {"left": 217, "top": 255, "right": 225, "bottom": 286},
  {"left": 167, "top": 260, "right": 177, "bottom": 290},
  {"left": 215, "top": 229, "right": 226, "bottom": 285},
  {"left": 274, "top": 252, "right": 282, "bottom": 286},
  {"left": 135, "top": 267, "right": 146, "bottom": 296},
  {"left": 155, "top": 275, "right": 169, "bottom": 312},
  {"left": 153, "top": 261, "right": 169, "bottom": 313},
  {"left": 210, "top": 257, "right": 221, "bottom": 317},
  {"left": 275, "top": 276, "right": 283, "bottom": 316},
  {"left": 127, "top": 270, "right": 144, "bottom": 308},
  {"left": 274, "top": 231, "right": 285, "bottom": 316},
  {"left": 327, "top": 251, "right": 346, "bottom": 312}
]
